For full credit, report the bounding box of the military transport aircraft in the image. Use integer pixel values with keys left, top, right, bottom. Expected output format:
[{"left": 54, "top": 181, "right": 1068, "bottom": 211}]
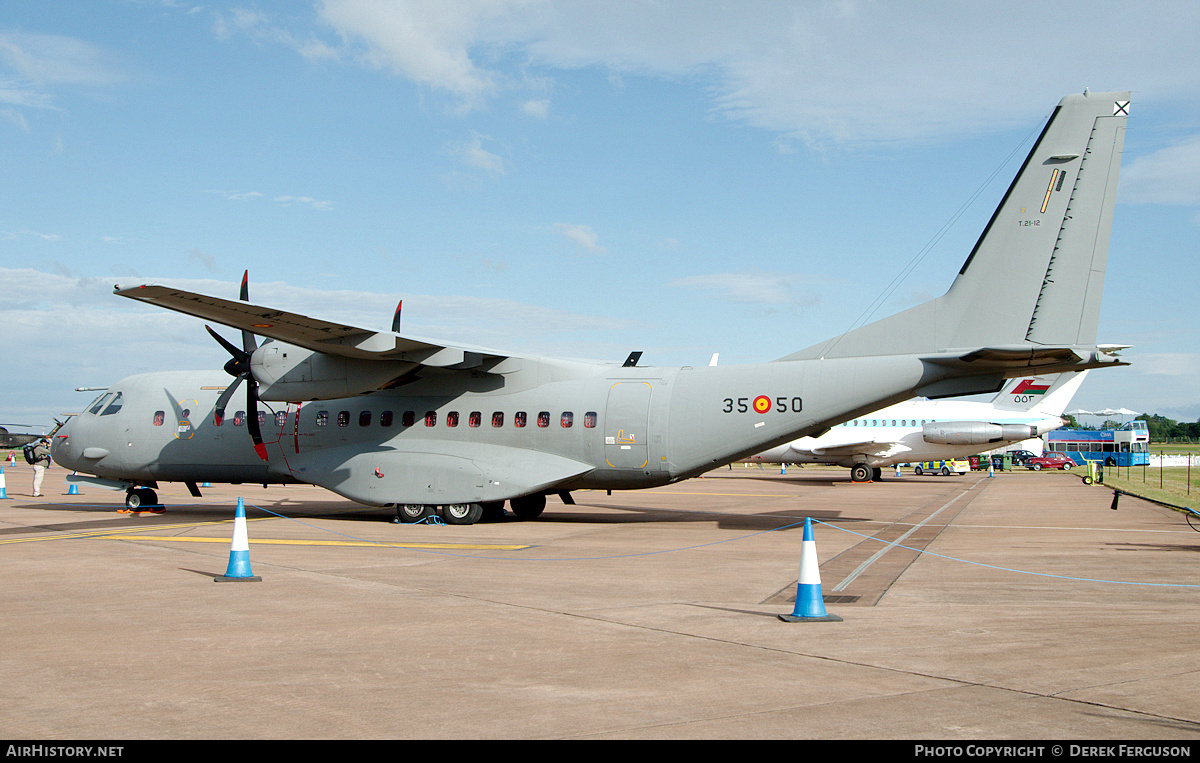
[
  {"left": 53, "top": 90, "right": 1131, "bottom": 524},
  {"left": 742, "top": 370, "right": 1088, "bottom": 481}
]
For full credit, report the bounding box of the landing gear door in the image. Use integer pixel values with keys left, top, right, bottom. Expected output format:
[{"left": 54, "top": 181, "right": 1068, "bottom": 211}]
[{"left": 605, "top": 381, "right": 652, "bottom": 470}]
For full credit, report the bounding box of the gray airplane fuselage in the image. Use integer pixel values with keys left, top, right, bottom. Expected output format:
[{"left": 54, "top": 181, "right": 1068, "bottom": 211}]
[{"left": 54, "top": 351, "right": 947, "bottom": 505}]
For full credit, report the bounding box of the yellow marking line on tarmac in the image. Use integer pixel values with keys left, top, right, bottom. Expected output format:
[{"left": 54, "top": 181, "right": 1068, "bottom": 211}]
[
  {"left": 99, "top": 535, "right": 530, "bottom": 550},
  {"left": 0, "top": 519, "right": 247, "bottom": 545}
]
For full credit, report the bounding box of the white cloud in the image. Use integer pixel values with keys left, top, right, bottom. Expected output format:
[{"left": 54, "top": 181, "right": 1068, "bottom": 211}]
[
  {"left": 1121, "top": 135, "right": 1200, "bottom": 207},
  {"left": 449, "top": 133, "right": 507, "bottom": 175},
  {"left": 274, "top": 195, "right": 335, "bottom": 210},
  {"left": 555, "top": 223, "right": 605, "bottom": 254},
  {"left": 669, "top": 272, "right": 815, "bottom": 306},
  {"left": 521, "top": 98, "right": 549, "bottom": 118},
  {"left": 310, "top": 0, "right": 1200, "bottom": 145}
]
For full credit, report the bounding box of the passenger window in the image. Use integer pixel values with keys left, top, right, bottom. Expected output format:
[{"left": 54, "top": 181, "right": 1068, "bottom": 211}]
[
  {"left": 337, "top": 411, "right": 349, "bottom": 427},
  {"left": 446, "top": 411, "right": 459, "bottom": 427},
  {"left": 316, "top": 411, "right": 328, "bottom": 427},
  {"left": 584, "top": 411, "right": 597, "bottom": 428},
  {"left": 492, "top": 412, "right": 504, "bottom": 427},
  {"left": 153, "top": 411, "right": 165, "bottom": 426},
  {"left": 514, "top": 411, "right": 527, "bottom": 428},
  {"left": 469, "top": 412, "right": 481, "bottom": 428},
  {"left": 234, "top": 411, "right": 246, "bottom": 427},
  {"left": 381, "top": 411, "right": 393, "bottom": 427},
  {"left": 537, "top": 411, "right": 550, "bottom": 428},
  {"left": 276, "top": 411, "right": 288, "bottom": 427},
  {"left": 425, "top": 411, "right": 437, "bottom": 427},
  {"left": 359, "top": 411, "right": 371, "bottom": 427},
  {"left": 259, "top": 412, "right": 268, "bottom": 428},
  {"left": 100, "top": 393, "right": 124, "bottom": 416},
  {"left": 402, "top": 411, "right": 415, "bottom": 427},
  {"left": 561, "top": 412, "right": 573, "bottom": 428}
]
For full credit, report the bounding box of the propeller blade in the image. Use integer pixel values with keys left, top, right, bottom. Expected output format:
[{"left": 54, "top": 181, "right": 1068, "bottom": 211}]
[
  {"left": 244, "top": 377, "right": 269, "bottom": 461},
  {"left": 239, "top": 269, "right": 258, "bottom": 355},
  {"left": 205, "top": 324, "right": 243, "bottom": 360},
  {"left": 212, "top": 377, "right": 242, "bottom": 426}
]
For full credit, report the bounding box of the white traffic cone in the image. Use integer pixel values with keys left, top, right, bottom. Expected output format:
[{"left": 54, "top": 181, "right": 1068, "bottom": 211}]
[
  {"left": 779, "top": 517, "right": 842, "bottom": 622},
  {"left": 214, "top": 497, "right": 261, "bottom": 582}
]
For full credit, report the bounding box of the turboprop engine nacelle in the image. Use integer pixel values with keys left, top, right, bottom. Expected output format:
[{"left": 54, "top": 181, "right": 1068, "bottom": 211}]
[
  {"left": 250, "top": 343, "right": 417, "bottom": 401},
  {"left": 922, "top": 421, "right": 1036, "bottom": 446}
]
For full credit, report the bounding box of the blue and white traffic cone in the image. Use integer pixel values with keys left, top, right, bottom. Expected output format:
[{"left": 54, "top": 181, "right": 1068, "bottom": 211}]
[
  {"left": 779, "top": 517, "right": 842, "bottom": 622},
  {"left": 67, "top": 482, "right": 79, "bottom": 495},
  {"left": 214, "top": 497, "right": 261, "bottom": 582},
  {"left": 0, "top": 466, "right": 8, "bottom": 499}
]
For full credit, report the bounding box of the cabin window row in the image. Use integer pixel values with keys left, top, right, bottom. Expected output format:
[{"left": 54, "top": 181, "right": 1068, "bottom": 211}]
[
  {"left": 152, "top": 409, "right": 599, "bottom": 429},
  {"left": 848, "top": 419, "right": 931, "bottom": 427}
]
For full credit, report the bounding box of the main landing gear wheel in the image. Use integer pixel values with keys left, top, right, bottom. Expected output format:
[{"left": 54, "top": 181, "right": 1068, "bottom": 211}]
[
  {"left": 396, "top": 504, "right": 432, "bottom": 523},
  {"left": 510, "top": 493, "right": 546, "bottom": 520},
  {"left": 125, "top": 488, "right": 158, "bottom": 511},
  {"left": 850, "top": 464, "right": 872, "bottom": 483},
  {"left": 480, "top": 501, "right": 506, "bottom": 521},
  {"left": 442, "top": 503, "right": 484, "bottom": 525}
]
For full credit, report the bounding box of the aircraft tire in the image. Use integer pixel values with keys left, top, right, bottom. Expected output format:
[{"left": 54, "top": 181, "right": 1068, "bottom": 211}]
[
  {"left": 396, "top": 504, "right": 431, "bottom": 523},
  {"left": 872, "top": 467, "right": 883, "bottom": 482},
  {"left": 480, "top": 501, "right": 506, "bottom": 521},
  {"left": 850, "top": 464, "right": 872, "bottom": 483},
  {"left": 442, "top": 503, "right": 483, "bottom": 525},
  {"left": 126, "top": 488, "right": 157, "bottom": 510},
  {"left": 510, "top": 493, "right": 546, "bottom": 520}
]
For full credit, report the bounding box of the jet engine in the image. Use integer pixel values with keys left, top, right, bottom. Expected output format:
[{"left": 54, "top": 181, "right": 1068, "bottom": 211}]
[
  {"left": 251, "top": 343, "right": 417, "bottom": 401},
  {"left": 922, "top": 421, "right": 1036, "bottom": 446}
]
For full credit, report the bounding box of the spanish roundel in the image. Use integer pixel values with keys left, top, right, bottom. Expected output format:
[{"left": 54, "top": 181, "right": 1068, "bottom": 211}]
[{"left": 753, "top": 395, "right": 771, "bottom": 414}]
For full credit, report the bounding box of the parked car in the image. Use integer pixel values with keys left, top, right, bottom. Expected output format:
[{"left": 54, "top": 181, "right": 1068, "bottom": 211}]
[
  {"left": 1026, "top": 452, "right": 1076, "bottom": 471},
  {"left": 913, "top": 459, "right": 970, "bottom": 476},
  {"left": 1006, "top": 449, "right": 1037, "bottom": 467}
]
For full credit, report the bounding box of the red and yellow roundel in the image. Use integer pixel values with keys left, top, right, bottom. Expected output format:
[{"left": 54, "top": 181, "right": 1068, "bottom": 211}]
[{"left": 752, "top": 395, "right": 771, "bottom": 414}]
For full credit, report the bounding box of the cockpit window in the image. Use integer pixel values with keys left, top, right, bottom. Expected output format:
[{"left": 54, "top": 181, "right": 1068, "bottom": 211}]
[
  {"left": 100, "top": 392, "right": 124, "bottom": 416},
  {"left": 88, "top": 393, "right": 113, "bottom": 415}
]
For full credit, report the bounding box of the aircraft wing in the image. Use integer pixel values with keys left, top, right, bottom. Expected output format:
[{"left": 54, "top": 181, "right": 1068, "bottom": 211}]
[
  {"left": 800, "top": 438, "right": 911, "bottom": 460},
  {"left": 114, "top": 283, "right": 509, "bottom": 366}
]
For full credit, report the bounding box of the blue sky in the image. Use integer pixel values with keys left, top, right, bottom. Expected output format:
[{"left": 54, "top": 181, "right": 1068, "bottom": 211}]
[{"left": 3, "top": 0, "right": 1199, "bottom": 432}]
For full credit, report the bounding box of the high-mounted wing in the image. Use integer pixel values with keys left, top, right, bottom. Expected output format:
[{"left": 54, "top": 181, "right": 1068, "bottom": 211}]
[{"left": 114, "top": 283, "right": 509, "bottom": 369}]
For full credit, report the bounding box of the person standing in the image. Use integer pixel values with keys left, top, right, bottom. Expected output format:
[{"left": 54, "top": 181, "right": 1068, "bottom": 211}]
[{"left": 31, "top": 438, "right": 51, "bottom": 497}]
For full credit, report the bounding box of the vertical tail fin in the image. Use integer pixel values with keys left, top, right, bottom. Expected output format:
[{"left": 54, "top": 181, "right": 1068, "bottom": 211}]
[
  {"left": 991, "top": 370, "right": 1088, "bottom": 414},
  {"left": 785, "top": 90, "right": 1128, "bottom": 362}
]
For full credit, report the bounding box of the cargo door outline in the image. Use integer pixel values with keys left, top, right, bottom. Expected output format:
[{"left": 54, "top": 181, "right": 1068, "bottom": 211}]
[{"left": 605, "top": 381, "right": 652, "bottom": 469}]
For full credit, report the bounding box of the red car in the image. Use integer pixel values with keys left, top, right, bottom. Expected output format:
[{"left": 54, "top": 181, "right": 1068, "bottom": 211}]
[{"left": 1026, "top": 452, "right": 1076, "bottom": 471}]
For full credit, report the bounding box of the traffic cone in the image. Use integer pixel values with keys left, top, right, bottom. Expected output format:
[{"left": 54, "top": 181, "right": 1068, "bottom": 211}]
[
  {"left": 214, "top": 497, "right": 261, "bottom": 582},
  {"left": 67, "top": 483, "right": 79, "bottom": 495},
  {"left": 0, "top": 466, "right": 8, "bottom": 499},
  {"left": 779, "top": 518, "right": 842, "bottom": 622}
]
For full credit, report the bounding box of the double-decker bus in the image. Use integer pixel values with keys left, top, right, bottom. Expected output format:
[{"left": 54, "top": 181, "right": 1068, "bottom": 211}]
[{"left": 1045, "top": 420, "right": 1150, "bottom": 467}]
